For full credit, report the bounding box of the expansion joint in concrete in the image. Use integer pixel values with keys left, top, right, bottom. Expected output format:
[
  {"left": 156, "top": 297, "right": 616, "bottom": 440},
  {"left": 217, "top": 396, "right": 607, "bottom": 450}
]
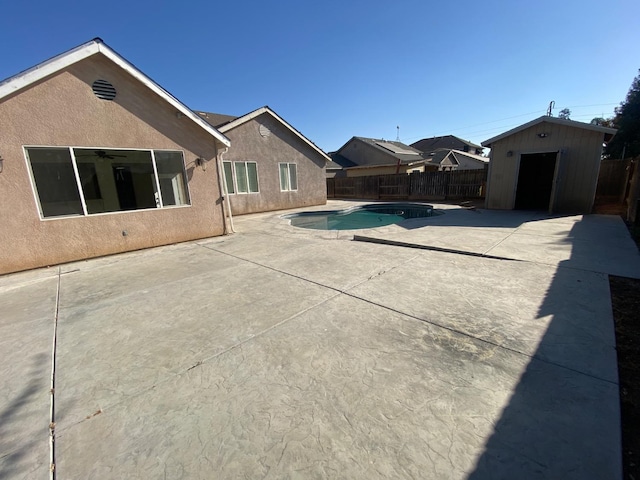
[
  {"left": 48, "top": 267, "right": 61, "bottom": 479},
  {"left": 197, "top": 242, "right": 618, "bottom": 386}
]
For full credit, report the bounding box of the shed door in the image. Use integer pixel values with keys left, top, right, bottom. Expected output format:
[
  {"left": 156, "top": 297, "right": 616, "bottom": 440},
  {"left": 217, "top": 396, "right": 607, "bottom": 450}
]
[{"left": 514, "top": 152, "right": 558, "bottom": 210}]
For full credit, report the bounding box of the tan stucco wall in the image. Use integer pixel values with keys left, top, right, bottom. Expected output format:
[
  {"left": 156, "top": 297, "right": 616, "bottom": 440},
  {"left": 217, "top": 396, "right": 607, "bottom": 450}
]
[
  {"left": 222, "top": 113, "right": 327, "bottom": 215},
  {"left": 0, "top": 54, "right": 226, "bottom": 275},
  {"left": 340, "top": 139, "right": 394, "bottom": 166},
  {"left": 486, "top": 121, "right": 605, "bottom": 213}
]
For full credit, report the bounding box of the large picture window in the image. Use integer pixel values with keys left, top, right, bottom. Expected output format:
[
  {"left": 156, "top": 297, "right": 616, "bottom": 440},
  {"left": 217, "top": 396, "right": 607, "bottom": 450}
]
[
  {"left": 25, "top": 147, "right": 190, "bottom": 218},
  {"left": 279, "top": 163, "right": 298, "bottom": 192}
]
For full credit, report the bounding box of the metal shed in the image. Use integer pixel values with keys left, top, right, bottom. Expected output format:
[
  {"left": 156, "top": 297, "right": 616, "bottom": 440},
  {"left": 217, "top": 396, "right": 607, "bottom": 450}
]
[{"left": 482, "top": 116, "right": 616, "bottom": 213}]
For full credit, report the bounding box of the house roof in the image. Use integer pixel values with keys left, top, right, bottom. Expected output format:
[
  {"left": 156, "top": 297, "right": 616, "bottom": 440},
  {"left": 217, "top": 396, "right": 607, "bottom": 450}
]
[
  {"left": 0, "top": 38, "right": 230, "bottom": 147},
  {"left": 411, "top": 135, "right": 483, "bottom": 153},
  {"left": 195, "top": 111, "right": 238, "bottom": 128},
  {"left": 338, "top": 137, "right": 430, "bottom": 166},
  {"left": 427, "top": 149, "right": 488, "bottom": 167},
  {"left": 345, "top": 159, "right": 429, "bottom": 170},
  {"left": 328, "top": 152, "right": 357, "bottom": 168},
  {"left": 325, "top": 159, "right": 345, "bottom": 170},
  {"left": 215, "top": 106, "right": 330, "bottom": 163},
  {"left": 482, "top": 116, "right": 617, "bottom": 147}
]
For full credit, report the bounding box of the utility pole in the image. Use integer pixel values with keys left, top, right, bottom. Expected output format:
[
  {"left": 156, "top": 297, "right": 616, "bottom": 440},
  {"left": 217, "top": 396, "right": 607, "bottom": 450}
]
[{"left": 546, "top": 101, "right": 555, "bottom": 116}]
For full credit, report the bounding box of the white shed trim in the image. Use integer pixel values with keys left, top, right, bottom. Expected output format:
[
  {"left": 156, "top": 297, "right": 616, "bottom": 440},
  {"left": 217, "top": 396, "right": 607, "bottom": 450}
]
[{"left": 482, "top": 116, "right": 617, "bottom": 147}]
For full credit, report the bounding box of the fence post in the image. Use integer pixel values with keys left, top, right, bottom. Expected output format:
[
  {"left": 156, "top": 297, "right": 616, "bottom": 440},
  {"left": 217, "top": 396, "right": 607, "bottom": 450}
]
[
  {"left": 627, "top": 159, "right": 640, "bottom": 223},
  {"left": 444, "top": 171, "right": 450, "bottom": 200}
]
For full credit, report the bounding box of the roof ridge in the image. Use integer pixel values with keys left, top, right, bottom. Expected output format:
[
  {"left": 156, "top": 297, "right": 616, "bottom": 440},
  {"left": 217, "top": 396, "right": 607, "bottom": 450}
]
[
  {"left": 218, "top": 106, "right": 330, "bottom": 162},
  {"left": 0, "top": 38, "right": 230, "bottom": 147},
  {"left": 482, "top": 115, "right": 617, "bottom": 146}
]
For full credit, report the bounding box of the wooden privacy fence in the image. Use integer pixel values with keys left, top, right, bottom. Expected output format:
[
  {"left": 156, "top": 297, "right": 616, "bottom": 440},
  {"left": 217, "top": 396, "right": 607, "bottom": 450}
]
[
  {"left": 327, "top": 168, "right": 487, "bottom": 201},
  {"left": 594, "top": 157, "right": 640, "bottom": 223},
  {"left": 596, "top": 158, "right": 632, "bottom": 200}
]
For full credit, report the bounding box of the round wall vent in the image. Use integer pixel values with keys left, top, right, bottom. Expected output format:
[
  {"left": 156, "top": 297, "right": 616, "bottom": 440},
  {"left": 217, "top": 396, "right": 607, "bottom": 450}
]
[
  {"left": 259, "top": 124, "right": 271, "bottom": 137},
  {"left": 92, "top": 79, "right": 117, "bottom": 100}
]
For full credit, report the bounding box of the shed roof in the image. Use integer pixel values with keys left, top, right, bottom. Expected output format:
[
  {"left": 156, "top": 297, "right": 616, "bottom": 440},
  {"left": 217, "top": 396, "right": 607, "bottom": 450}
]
[
  {"left": 482, "top": 116, "right": 617, "bottom": 147},
  {"left": 0, "top": 38, "right": 230, "bottom": 147},
  {"left": 214, "top": 106, "right": 330, "bottom": 163}
]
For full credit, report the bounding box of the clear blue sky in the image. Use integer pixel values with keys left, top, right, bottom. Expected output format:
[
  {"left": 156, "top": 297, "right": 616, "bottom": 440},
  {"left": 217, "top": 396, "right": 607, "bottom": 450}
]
[{"left": 1, "top": 0, "right": 638, "bottom": 152}]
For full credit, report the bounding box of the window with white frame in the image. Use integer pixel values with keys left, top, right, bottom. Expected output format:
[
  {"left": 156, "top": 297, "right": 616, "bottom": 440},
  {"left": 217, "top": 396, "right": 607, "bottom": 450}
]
[
  {"left": 279, "top": 163, "right": 297, "bottom": 192},
  {"left": 231, "top": 161, "right": 259, "bottom": 194},
  {"left": 222, "top": 161, "right": 235, "bottom": 194},
  {"left": 25, "top": 147, "right": 190, "bottom": 218}
]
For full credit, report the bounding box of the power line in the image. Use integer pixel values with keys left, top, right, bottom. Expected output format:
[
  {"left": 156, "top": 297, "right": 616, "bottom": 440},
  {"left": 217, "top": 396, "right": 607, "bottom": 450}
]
[
  {"left": 563, "top": 102, "right": 618, "bottom": 108},
  {"left": 400, "top": 102, "right": 620, "bottom": 145}
]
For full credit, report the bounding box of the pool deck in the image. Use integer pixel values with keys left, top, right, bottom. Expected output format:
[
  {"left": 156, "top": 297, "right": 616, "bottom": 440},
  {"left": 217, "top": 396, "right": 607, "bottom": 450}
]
[{"left": 1, "top": 199, "right": 639, "bottom": 479}]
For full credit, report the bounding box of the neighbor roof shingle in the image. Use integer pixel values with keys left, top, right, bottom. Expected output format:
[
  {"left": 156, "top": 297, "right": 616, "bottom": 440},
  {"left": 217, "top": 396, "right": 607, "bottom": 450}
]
[{"left": 194, "top": 111, "right": 239, "bottom": 128}]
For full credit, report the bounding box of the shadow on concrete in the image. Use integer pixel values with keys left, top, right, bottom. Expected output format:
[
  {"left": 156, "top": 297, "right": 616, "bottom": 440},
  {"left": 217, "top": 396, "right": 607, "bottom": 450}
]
[
  {"left": 0, "top": 353, "right": 49, "bottom": 478},
  {"left": 466, "top": 218, "right": 621, "bottom": 479}
]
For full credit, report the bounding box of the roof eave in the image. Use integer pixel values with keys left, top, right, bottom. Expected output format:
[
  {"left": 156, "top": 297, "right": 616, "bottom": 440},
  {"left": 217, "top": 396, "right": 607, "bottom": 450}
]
[
  {"left": 0, "top": 40, "right": 101, "bottom": 99},
  {"left": 482, "top": 116, "right": 618, "bottom": 147},
  {"left": 218, "top": 106, "right": 330, "bottom": 162},
  {"left": 0, "top": 38, "right": 230, "bottom": 148}
]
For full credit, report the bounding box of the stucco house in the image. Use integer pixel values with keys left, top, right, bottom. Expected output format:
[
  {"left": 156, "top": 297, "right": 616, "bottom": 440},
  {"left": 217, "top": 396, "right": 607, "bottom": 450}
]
[
  {"left": 0, "top": 38, "right": 231, "bottom": 275},
  {"left": 196, "top": 107, "right": 330, "bottom": 215},
  {"left": 332, "top": 137, "right": 431, "bottom": 177},
  {"left": 482, "top": 116, "right": 617, "bottom": 213}
]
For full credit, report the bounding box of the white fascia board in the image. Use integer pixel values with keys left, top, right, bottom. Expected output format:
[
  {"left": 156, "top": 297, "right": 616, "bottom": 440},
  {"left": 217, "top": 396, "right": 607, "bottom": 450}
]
[
  {"left": 482, "top": 116, "right": 617, "bottom": 147},
  {"left": 217, "top": 106, "right": 269, "bottom": 132},
  {"left": 407, "top": 160, "right": 428, "bottom": 167},
  {"left": 450, "top": 149, "right": 488, "bottom": 162},
  {"left": 96, "top": 44, "right": 230, "bottom": 147},
  {"left": 0, "top": 42, "right": 100, "bottom": 100},
  {"left": 0, "top": 39, "right": 230, "bottom": 148},
  {"left": 219, "top": 107, "right": 330, "bottom": 162}
]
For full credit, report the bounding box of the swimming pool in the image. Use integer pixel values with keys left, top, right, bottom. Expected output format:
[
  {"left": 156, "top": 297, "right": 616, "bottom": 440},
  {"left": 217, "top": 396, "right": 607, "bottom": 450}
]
[{"left": 283, "top": 203, "right": 437, "bottom": 230}]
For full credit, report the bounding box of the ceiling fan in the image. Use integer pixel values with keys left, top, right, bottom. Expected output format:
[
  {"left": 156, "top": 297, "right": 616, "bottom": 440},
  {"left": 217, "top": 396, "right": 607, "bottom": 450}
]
[{"left": 76, "top": 150, "right": 127, "bottom": 159}]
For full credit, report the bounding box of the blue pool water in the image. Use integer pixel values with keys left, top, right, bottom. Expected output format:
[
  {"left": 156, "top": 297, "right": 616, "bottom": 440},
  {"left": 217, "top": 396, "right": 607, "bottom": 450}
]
[{"left": 284, "top": 203, "right": 437, "bottom": 230}]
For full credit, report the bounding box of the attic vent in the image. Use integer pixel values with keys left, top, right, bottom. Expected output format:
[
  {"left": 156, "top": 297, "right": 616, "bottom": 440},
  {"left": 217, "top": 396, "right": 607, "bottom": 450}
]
[
  {"left": 92, "top": 79, "right": 116, "bottom": 100},
  {"left": 259, "top": 124, "right": 271, "bottom": 137}
]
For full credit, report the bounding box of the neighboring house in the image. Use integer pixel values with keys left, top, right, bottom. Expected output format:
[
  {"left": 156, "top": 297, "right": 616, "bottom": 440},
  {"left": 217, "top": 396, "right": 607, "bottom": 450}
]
[
  {"left": 333, "top": 137, "right": 431, "bottom": 177},
  {"left": 325, "top": 159, "right": 345, "bottom": 178},
  {"left": 326, "top": 153, "right": 356, "bottom": 178},
  {"left": 0, "top": 38, "right": 231, "bottom": 275},
  {"left": 482, "top": 116, "right": 617, "bottom": 213},
  {"left": 197, "top": 106, "right": 330, "bottom": 215},
  {"left": 411, "top": 135, "right": 484, "bottom": 156},
  {"left": 425, "top": 148, "right": 489, "bottom": 171}
]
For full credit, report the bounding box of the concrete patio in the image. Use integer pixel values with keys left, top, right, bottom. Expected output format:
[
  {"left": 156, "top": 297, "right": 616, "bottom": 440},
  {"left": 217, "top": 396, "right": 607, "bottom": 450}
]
[{"left": 1, "top": 200, "right": 639, "bottom": 479}]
